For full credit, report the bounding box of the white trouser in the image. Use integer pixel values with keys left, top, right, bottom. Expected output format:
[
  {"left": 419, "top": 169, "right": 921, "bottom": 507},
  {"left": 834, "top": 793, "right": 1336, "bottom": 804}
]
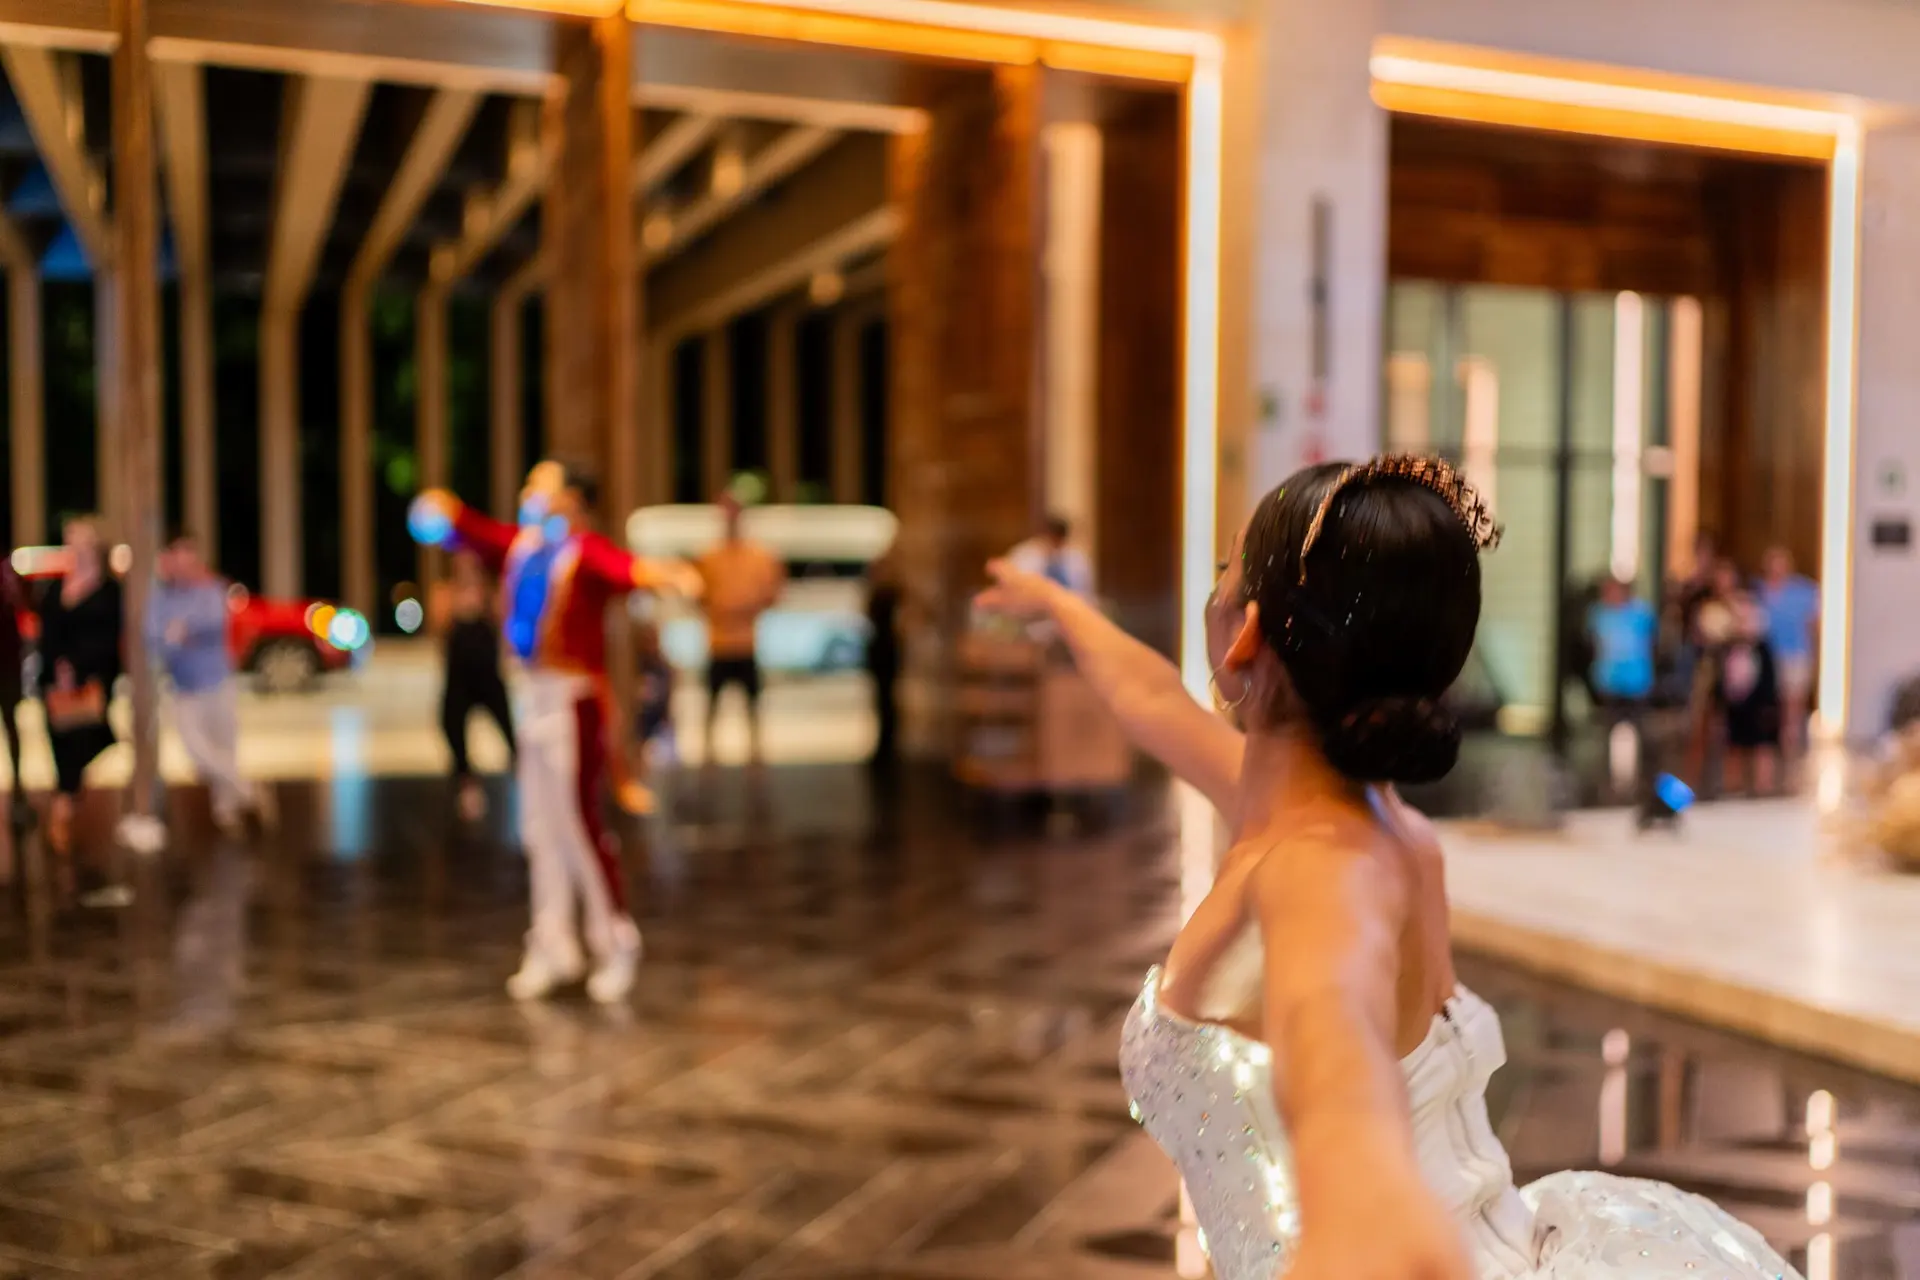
[
  {"left": 172, "top": 681, "right": 253, "bottom": 820},
  {"left": 516, "top": 671, "right": 630, "bottom": 962}
]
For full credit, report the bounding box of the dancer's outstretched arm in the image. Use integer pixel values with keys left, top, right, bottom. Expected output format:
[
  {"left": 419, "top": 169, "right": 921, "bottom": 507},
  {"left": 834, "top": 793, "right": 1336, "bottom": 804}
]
[
  {"left": 1251, "top": 840, "right": 1471, "bottom": 1280},
  {"left": 978, "top": 560, "right": 1242, "bottom": 818}
]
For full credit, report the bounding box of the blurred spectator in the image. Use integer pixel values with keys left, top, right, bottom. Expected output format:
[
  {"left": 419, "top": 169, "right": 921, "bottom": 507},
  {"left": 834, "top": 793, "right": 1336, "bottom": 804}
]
[
  {"left": 695, "top": 493, "right": 784, "bottom": 770},
  {"left": 0, "top": 551, "right": 30, "bottom": 826},
  {"left": 149, "top": 529, "right": 270, "bottom": 834},
  {"left": 1008, "top": 514, "right": 1093, "bottom": 597},
  {"left": 1708, "top": 562, "right": 1781, "bottom": 796},
  {"left": 36, "top": 516, "right": 120, "bottom": 856},
  {"left": 1757, "top": 545, "right": 1819, "bottom": 765},
  {"left": 1587, "top": 575, "right": 1658, "bottom": 798},
  {"left": 630, "top": 617, "right": 674, "bottom": 812},
  {"left": 865, "top": 536, "right": 903, "bottom": 770},
  {"left": 432, "top": 550, "right": 515, "bottom": 823}
]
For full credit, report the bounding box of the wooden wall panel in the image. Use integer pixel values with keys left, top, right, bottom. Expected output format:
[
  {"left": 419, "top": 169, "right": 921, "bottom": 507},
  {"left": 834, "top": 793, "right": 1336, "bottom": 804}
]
[
  {"left": 1389, "top": 115, "right": 1828, "bottom": 582},
  {"left": 888, "top": 66, "right": 1045, "bottom": 753},
  {"left": 1095, "top": 94, "right": 1181, "bottom": 659}
]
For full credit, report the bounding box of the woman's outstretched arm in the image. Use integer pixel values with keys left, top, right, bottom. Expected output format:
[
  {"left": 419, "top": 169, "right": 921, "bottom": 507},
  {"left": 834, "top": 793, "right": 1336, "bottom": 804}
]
[
  {"left": 979, "top": 559, "right": 1242, "bottom": 817},
  {"left": 1250, "top": 841, "right": 1471, "bottom": 1280}
]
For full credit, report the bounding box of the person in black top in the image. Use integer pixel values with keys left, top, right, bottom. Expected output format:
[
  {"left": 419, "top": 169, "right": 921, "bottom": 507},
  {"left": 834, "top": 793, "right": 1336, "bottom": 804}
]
[
  {"left": 865, "top": 538, "right": 903, "bottom": 769},
  {"left": 0, "top": 552, "right": 31, "bottom": 826},
  {"left": 36, "top": 517, "right": 123, "bottom": 854},
  {"left": 435, "top": 550, "right": 515, "bottom": 822}
]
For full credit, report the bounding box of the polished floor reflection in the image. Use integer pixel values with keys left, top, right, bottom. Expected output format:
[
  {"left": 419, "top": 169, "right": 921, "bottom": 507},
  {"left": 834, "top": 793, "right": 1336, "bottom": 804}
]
[{"left": 0, "top": 767, "right": 1914, "bottom": 1278}]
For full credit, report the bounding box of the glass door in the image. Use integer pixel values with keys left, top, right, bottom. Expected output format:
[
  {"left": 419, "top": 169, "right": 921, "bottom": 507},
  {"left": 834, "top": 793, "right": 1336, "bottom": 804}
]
[{"left": 1386, "top": 282, "right": 1690, "bottom": 741}]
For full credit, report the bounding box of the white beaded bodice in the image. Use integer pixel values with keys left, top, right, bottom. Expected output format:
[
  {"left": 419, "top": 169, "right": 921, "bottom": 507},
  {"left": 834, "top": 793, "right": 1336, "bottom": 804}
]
[{"left": 1120, "top": 969, "right": 1535, "bottom": 1280}]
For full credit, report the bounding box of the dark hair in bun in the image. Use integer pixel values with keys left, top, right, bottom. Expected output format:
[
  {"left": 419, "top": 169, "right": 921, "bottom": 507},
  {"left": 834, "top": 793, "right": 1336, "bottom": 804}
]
[{"left": 1238, "top": 459, "right": 1487, "bottom": 785}]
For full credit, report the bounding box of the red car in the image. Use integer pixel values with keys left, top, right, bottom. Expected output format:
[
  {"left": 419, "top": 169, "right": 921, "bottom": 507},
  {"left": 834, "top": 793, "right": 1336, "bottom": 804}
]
[{"left": 12, "top": 546, "right": 370, "bottom": 694}]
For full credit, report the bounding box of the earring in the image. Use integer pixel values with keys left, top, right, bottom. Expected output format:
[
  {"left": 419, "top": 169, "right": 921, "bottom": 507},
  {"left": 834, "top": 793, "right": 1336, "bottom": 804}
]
[{"left": 1209, "top": 667, "right": 1247, "bottom": 713}]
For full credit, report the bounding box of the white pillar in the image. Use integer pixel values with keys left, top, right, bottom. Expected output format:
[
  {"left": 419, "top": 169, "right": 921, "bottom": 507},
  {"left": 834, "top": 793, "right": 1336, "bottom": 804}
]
[
  {"left": 1238, "top": 0, "right": 1386, "bottom": 501},
  {"left": 1042, "top": 120, "right": 1101, "bottom": 562},
  {"left": 1840, "top": 124, "right": 1920, "bottom": 740}
]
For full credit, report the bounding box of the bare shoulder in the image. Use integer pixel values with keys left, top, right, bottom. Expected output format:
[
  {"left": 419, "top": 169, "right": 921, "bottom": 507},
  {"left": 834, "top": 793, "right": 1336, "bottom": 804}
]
[{"left": 1241, "top": 812, "right": 1415, "bottom": 920}]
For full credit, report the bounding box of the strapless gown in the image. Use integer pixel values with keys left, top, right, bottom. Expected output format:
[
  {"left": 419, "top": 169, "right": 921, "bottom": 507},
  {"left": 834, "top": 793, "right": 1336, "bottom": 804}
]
[{"left": 1120, "top": 968, "right": 1800, "bottom": 1280}]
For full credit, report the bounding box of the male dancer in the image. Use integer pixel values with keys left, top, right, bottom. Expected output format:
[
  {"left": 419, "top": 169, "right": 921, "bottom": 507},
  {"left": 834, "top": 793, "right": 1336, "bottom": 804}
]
[{"left": 411, "top": 461, "right": 698, "bottom": 1003}]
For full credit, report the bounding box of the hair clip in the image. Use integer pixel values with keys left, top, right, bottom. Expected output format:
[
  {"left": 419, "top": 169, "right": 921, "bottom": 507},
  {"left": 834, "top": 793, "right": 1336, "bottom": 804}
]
[{"left": 1298, "top": 453, "right": 1502, "bottom": 585}]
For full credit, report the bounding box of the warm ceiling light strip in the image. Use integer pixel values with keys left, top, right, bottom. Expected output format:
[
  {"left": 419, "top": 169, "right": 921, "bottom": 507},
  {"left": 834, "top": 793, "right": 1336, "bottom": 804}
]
[
  {"left": 1373, "top": 81, "right": 1836, "bottom": 160},
  {"left": 630, "top": 0, "right": 1034, "bottom": 64},
  {"left": 1371, "top": 54, "right": 1848, "bottom": 136},
  {"left": 1043, "top": 41, "right": 1189, "bottom": 84},
  {"left": 449, "top": 0, "right": 625, "bottom": 16}
]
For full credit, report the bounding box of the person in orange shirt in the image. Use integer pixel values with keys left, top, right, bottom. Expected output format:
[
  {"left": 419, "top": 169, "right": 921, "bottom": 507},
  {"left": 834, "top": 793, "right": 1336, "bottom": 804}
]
[{"left": 696, "top": 494, "right": 785, "bottom": 770}]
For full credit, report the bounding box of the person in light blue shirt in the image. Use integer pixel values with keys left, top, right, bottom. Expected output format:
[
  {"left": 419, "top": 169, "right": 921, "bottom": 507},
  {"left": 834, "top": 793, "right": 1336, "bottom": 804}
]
[
  {"left": 1757, "top": 545, "right": 1820, "bottom": 763},
  {"left": 1587, "top": 576, "right": 1658, "bottom": 702},
  {"left": 147, "top": 530, "right": 266, "bottom": 832}
]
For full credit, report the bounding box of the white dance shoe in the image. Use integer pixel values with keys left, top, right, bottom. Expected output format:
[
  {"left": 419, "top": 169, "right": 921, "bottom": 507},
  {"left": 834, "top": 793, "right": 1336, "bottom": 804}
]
[
  {"left": 586, "top": 927, "right": 643, "bottom": 1005},
  {"left": 506, "top": 944, "right": 585, "bottom": 1001}
]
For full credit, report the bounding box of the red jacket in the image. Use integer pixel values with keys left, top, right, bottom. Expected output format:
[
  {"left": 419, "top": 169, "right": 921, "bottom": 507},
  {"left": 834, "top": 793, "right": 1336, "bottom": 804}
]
[{"left": 449, "top": 504, "right": 650, "bottom": 679}]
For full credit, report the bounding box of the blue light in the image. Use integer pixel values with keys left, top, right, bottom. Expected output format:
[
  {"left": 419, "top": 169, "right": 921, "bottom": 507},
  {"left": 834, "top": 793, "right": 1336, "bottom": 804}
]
[
  {"left": 1653, "top": 773, "right": 1695, "bottom": 813},
  {"left": 408, "top": 498, "right": 453, "bottom": 547},
  {"left": 542, "top": 515, "right": 570, "bottom": 544},
  {"left": 328, "top": 609, "right": 370, "bottom": 652}
]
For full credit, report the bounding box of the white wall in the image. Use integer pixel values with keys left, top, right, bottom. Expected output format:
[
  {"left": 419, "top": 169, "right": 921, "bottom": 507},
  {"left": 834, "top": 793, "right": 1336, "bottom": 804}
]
[
  {"left": 1385, "top": 0, "right": 1920, "bottom": 110},
  {"left": 1845, "top": 124, "right": 1920, "bottom": 738},
  {"left": 1240, "top": 0, "right": 1388, "bottom": 502}
]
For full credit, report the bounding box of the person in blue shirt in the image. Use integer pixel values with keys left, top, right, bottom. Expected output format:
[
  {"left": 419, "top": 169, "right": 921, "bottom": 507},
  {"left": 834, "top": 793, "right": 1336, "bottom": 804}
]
[
  {"left": 147, "top": 530, "right": 268, "bottom": 833},
  {"left": 1757, "top": 545, "right": 1820, "bottom": 765},
  {"left": 1587, "top": 575, "right": 1659, "bottom": 797},
  {"left": 1588, "top": 575, "right": 1658, "bottom": 702}
]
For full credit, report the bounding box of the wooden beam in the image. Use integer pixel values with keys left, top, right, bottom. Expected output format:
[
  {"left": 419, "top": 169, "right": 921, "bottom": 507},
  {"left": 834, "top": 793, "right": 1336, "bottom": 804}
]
[
  {"left": 636, "top": 28, "right": 924, "bottom": 133},
  {"left": 265, "top": 73, "right": 373, "bottom": 313},
  {"left": 350, "top": 89, "right": 484, "bottom": 293},
  {"left": 5, "top": 257, "right": 43, "bottom": 547},
  {"left": 341, "top": 86, "right": 482, "bottom": 616},
  {"left": 767, "top": 303, "right": 798, "bottom": 501},
  {"left": 649, "top": 132, "right": 890, "bottom": 336},
  {"left": 0, "top": 0, "right": 112, "bottom": 52},
  {"left": 701, "top": 326, "right": 731, "bottom": 500},
  {"left": 634, "top": 111, "right": 716, "bottom": 192},
  {"left": 644, "top": 124, "right": 838, "bottom": 265},
  {"left": 112, "top": 0, "right": 163, "bottom": 820},
  {"left": 490, "top": 255, "right": 543, "bottom": 520},
  {"left": 436, "top": 96, "right": 545, "bottom": 284},
  {"left": 416, "top": 280, "right": 450, "bottom": 586},
  {"left": 148, "top": 0, "right": 552, "bottom": 93},
  {"left": 154, "top": 59, "right": 215, "bottom": 556},
  {"left": 262, "top": 71, "right": 371, "bottom": 598},
  {"left": 829, "top": 304, "right": 863, "bottom": 505},
  {"left": 0, "top": 45, "right": 110, "bottom": 266}
]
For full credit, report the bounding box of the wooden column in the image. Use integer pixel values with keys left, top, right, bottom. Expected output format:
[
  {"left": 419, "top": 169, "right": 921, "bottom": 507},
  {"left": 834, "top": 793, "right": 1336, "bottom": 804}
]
[
  {"left": 94, "top": 272, "right": 120, "bottom": 525},
  {"left": 702, "top": 326, "right": 732, "bottom": 499},
  {"left": 342, "top": 89, "right": 480, "bottom": 619},
  {"left": 767, "top": 304, "right": 799, "bottom": 501},
  {"left": 542, "top": 14, "right": 637, "bottom": 521},
  {"left": 829, "top": 307, "right": 864, "bottom": 505},
  {"left": 339, "top": 287, "right": 375, "bottom": 614},
  {"left": 111, "top": 0, "right": 163, "bottom": 817},
  {"left": 156, "top": 61, "right": 215, "bottom": 559},
  {"left": 642, "top": 337, "right": 671, "bottom": 507},
  {"left": 258, "top": 310, "right": 300, "bottom": 595},
  {"left": 417, "top": 282, "right": 450, "bottom": 585},
  {"left": 263, "top": 74, "right": 372, "bottom": 599},
  {"left": 489, "top": 281, "right": 530, "bottom": 520},
  {"left": 888, "top": 66, "right": 1046, "bottom": 753},
  {"left": 1095, "top": 96, "right": 1180, "bottom": 657},
  {"left": 7, "top": 267, "right": 42, "bottom": 547}
]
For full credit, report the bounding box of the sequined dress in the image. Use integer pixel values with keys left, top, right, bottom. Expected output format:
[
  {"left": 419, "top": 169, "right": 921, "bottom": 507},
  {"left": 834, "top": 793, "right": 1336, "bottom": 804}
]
[{"left": 1120, "top": 962, "right": 1799, "bottom": 1280}]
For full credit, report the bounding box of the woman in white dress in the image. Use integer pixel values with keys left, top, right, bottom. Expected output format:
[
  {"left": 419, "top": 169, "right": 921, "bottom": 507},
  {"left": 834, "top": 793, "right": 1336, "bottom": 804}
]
[{"left": 979, "top": 455, "right": 1798, "bottom": 1280}]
